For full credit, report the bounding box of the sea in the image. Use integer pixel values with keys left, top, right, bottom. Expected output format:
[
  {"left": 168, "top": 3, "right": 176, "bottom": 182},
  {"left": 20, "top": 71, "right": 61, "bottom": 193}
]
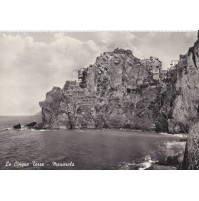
[{"left": 0, "top": 116, "right": 187, "bottom": 170}]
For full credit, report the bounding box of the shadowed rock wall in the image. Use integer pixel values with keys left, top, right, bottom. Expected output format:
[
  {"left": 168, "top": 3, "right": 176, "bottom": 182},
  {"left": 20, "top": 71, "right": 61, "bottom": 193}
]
[
  {"left": 39, "top": 32, "right": 199, "bottom": 135},
  {"left": 40, "top": 48, "right": 163, "bottom": 130}
]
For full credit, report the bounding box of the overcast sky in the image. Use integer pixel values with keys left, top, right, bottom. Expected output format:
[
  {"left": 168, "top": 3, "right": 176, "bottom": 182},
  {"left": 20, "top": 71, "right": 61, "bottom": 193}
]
[{"left": 0, "top": 31, "right": 197, "bottom": 115}]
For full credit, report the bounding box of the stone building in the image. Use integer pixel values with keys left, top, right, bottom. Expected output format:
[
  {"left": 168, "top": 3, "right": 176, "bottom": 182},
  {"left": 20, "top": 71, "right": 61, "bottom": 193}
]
[
  {"left": 72, "top": 68, "right": 88, "bottom": 83},
  {"left": 78, "top": 68, "right": 87, "bottom": 82},
  {"left": 170, "top": 60, "right": 178, "bottom": 67},
  {"left": 160, "top": 70, "right": 167, "bottom": 80},
  {"left": 142, "top": 57, "right": 162, "bottom": 80},
  {"left": 169, "top": 60, "right": 178, "bottom": 70},
  {"left": 151, "top": 57, "right": 162, "bottom": 79}
]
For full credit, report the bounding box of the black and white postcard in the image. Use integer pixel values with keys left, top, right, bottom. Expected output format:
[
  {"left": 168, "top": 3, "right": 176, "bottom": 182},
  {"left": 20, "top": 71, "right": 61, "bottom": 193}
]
[{"left": 0, "top": 31, "right": 199, "bottom": 170}]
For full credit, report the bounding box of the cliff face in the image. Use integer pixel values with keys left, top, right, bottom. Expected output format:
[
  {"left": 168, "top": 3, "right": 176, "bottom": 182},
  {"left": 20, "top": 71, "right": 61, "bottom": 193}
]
[
  {"left": 39, "top": 31, "right": 199, "bottom": 134},
  {"left": 170, "top": 37, "right": 199, "bottom": 132},
  {"left": 180, "top": 31, "right": 199, "bottom": 169},
  {"left": 39, "top": 48, "right": 163, "bottom": 130},
  {"left": 156, "top": 32, "right": 199, "bottom": 134}
]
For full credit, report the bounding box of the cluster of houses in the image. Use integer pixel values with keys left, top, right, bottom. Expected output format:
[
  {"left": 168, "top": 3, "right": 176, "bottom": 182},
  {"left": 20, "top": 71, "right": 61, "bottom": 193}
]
[{"left": 72, "top": 60, "right": 179, "bottom": 84}]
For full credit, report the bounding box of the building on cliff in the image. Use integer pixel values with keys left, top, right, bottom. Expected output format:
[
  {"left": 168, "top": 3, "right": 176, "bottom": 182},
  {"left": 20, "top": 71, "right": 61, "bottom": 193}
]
[
  {"left": 170, "top": 60, "right": 178, "bottom": 67},
  {"left": 150, "top": 57, "right": 162, "bottom": 80},
  {"left": 72, "top": 70, "right": 79, "bottom": 82},
  {"left": 78, "top": 68, "right": 87, "bottom": 82},
  {"left": 160, "top": 70, "right": 167, "bottom": 80},
  {"left": 168, "top": 60, "right": 178, "bottom": 71},
  {"left": 72, "top": 68, "right": 88, "bottom": 83},
  {"left": 141, "top": 57, "right": 162, "bottom": 80}
]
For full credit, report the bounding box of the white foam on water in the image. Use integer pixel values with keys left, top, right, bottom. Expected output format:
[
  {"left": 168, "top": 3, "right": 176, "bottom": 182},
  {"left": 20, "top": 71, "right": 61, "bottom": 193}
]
[
  {"left": 30, "top": 129, "right": 49, "bottom": 132},
  {"left": 138, "top": 155, "right": 157, "bottom": 170},
  {"left": 165, "top": 141, "right": 186, "bottom": 149},
  {"left": 20, "top": 127, "right": 27, "bottom": 131},
  {"left": 173, "top": 134, "right": 187, "bottom": 138},
  {"left": 117, "top": 155, "right": 158, "bottom": 170},
  {"left": 117, "top": 161, "right": 136, "bottom": 170},
  {"left": 0, "top": 127, "right": 11, "bottom": 132},
  {"left": 160, "top": 132, "right": 171, "bottom": 136},
  {"left": 160, "top": 132, "right": 187, "bottom": 138},
  {"left": 138, "top": 161, "right": 152, "bottom": 170}
]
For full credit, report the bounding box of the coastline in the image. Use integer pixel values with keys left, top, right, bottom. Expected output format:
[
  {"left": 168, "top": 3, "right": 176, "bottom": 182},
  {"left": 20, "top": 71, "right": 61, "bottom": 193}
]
[{"left": 1, "top": 122, "right": 188, "bottom": 138}]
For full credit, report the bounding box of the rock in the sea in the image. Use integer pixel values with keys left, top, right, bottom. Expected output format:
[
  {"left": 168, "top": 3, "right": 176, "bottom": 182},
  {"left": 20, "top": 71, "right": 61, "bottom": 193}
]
[
  {"left": 13, "top": 124, "right": 21, "bottom": 130},
  {"left": 25, "top": 122, "right": 37, "bottom": 128},
  {"left": 33, "top": 123, "right": 43, "bottom": 130}
]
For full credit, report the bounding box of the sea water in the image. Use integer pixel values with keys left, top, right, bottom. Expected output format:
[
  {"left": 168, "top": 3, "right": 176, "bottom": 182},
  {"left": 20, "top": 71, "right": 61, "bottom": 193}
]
[{"left": 0, "top": 116, "right": 186, "bottom": 170}]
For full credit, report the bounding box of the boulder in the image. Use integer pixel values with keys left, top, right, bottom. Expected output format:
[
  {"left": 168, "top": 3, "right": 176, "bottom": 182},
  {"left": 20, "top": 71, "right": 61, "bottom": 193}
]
[
  {"left": 13, "top": 124, "right": 21, "bottom": 130},
  {"left": 33, "top": 123, "right": 44, "bottom": 130},
  {"left": 25, "top": 122, "right": 37, "bottom": 128}
]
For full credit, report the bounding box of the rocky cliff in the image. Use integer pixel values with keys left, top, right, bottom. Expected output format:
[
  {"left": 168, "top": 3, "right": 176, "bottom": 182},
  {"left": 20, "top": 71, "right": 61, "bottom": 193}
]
[
  {"left": 39, "top": 48, "right": 164, "bottom": 130},
  {"left": 156, "top": 31, "right": 199, "bottom": 134},
  {"left": 171, "top": 36, "right": 199, "bottom": 132},
  {"left": 179, "top": 31, "right": 199, "bottom": 169},
  {"left": 39, "top": 31, "right": 199, "bottom": 135}
]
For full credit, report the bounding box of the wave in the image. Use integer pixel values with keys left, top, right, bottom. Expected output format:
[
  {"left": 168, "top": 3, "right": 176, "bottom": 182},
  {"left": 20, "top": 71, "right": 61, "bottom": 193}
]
[
  {"left": 165, "top": 141, "right": 186, "bottom": 150},
  {"left": 138, "top": 155, "right": 158, "bottom": 170},
  {"left": 31, "top": 129, "right": 49, "bottom": 132},
  {"left": 160, "top": 132, "right": 187, "bottom": 138},
  {"left": 117, "top": 155, "right": 158, "bottom": 170},
  {"left": 117, "top": 161, "right": 136, "bottom": 170},
  {"left": 0, "top": 127, "right": 11, "bottom": 132},
  {"left": 0, "top": 127, "right": 50, "bottom": 133}
]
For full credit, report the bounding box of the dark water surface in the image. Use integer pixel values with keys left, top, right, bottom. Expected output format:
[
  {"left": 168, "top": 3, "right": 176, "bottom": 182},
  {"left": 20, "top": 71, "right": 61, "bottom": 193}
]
[{"left": 0, "top": 116, "right": 186, "bottom": 170}]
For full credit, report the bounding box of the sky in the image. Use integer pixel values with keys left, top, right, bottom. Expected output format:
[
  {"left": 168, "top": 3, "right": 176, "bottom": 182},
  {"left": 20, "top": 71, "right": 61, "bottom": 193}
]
[{"left": 0, "top": 31, "right": 197, "bottom": 115}]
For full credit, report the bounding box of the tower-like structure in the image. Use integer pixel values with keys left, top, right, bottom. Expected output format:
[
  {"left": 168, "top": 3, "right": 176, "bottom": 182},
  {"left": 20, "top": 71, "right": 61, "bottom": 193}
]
[
  {"left": 72, "top": 70, "right": 78, "bottom": 82},
  {"left": 149, "top": 57, "right": 162, "bottom": 80}
]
